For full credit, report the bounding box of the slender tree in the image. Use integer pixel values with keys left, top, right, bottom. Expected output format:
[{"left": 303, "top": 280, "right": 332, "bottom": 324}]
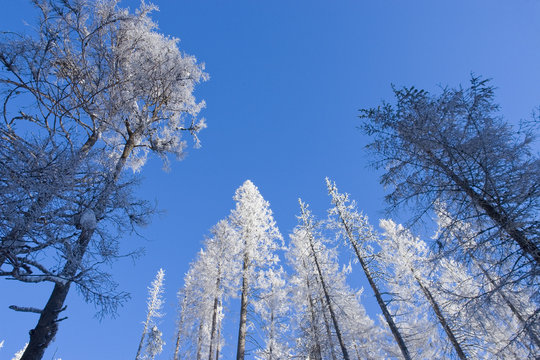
[
  {"left": 289, "top": 200, "right": 384, "bottom": 359},
  {"left": 326, "top": 178, "right": 412, "bottom": 360},
  {"left": 229, "top": 180, "right": 282, "bottom": 360},
  {"left": 378, "top": 219, "right": 468, "bottom": 359},
  {"left": 174, "top": 220, "right": 240, "bottom": 360},
  {"left": 136, "top": 269, "right": 166, "bottom": 360}
]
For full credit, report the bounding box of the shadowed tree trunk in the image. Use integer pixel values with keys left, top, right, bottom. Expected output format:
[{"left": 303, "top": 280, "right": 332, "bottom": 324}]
[
  {"left": 236, "top": 249, "right": 249, "bottom": 360},
  {"left": 300, "top": 203, "right": 350, "bottom": 360}
]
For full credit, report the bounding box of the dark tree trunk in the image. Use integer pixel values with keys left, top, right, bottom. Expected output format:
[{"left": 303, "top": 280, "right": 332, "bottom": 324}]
[
  {"left": 413, "top": 272, "right": 468, "bottom": 360},
  {"left": 303, "top": 261, "right": 323, "bottom": 360},
  {"left": 21, "top": 131, "right": 138, "bottom": 360},
  {"left": 236, "top": 250, "right": 249, "bottom": 360},
  {"left": 301, "top": 204, "right": 350, "bottom": 360},
  {"left": 426, "top": 149, "right": 540, "bottom": 266},
  {"left": 208, "top": 274, "right": 221, "bottom": 360},
  {"left": 334, "top": 206, "right": 412, "bottom": 360}
]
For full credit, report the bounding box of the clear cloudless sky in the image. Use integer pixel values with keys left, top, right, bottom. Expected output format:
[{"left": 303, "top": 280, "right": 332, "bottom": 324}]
[{"left": 1, "top": 0, "right": 539, "bottom": 358}]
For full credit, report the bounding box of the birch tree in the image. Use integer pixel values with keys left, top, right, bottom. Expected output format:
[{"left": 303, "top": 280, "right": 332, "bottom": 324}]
[{"left": 0, "top": 1, "right": 207, "bottom": 358}]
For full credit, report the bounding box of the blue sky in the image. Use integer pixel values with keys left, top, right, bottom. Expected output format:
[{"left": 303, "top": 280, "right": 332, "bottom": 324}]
[{"left": 1, "top": 0, "right": 539, "bottom": 358}]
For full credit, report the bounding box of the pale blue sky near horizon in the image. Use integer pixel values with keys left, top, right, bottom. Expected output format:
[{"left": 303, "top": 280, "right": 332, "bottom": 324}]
[{"left": 1, "top": 0, "right": 539, "bottom": 358}]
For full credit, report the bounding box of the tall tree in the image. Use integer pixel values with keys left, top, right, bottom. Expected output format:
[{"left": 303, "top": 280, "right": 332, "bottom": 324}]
[
  {"left": 289, "top": 200, "right": 384, "bottom": 359},
  {"left": 136, "top": 269, "right": 166, "bottom": 360},
  {"left": 174, "top": 220, "right": 240, "bottom": 360},
  {"left": 326, "top": 178, "right": 413, "bottom": 360},
  {"left": 0, "top": 1, "right": 208, "bottom": 358},
  {"left": 229, "top": 180, "right": 282, "bottom": 360},
  {"left": 378, "top": 219, "right": 468, "bottom": 359},
  {"left": 359, "top": 77, "right": 540, "bottom": 274}
]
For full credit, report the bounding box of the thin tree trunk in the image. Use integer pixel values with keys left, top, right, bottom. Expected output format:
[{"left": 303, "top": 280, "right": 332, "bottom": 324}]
[
  {"left": 301, "top": 204, "right": 350, "bottom": 360},
  {"left": 303, "top": 260, "right": 323, "bottom": 360},
  {"left": 196, "top": 320, "right": 204, "bottom": 360},
  {"left": 173, "top": 295, "right": 188, "bottom": 360},
  {"left": 135, "top": 306, "right": 152, "bottom": 360},
  {"left": 476, "top": 261, "right": 540, "bottom": 348},
  {"left": 215, "top": 302, "right": 222, "bottom": 360},
  {"left": 319, "top": 297, "right": 338, "bottom": 360},
  {"left": 333, "top": 206, "right": 412, "bottom": 360},
  {"left": 21, "top": 131, "right": 139, "bottom": 360},
  {"left": 208, "top": 274, "right": 221, "bottom": 360},
  {"left": 236, "top": 249, "right": 249, "bottom": 360},
  {"left": 412, "top": 272, "right": 467, "bottom": 360}
]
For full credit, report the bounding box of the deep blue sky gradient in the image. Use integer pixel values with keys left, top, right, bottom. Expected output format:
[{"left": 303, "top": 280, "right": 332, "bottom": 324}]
[{"left": 1, "top": 0, "right": 539, "bottom": 358}]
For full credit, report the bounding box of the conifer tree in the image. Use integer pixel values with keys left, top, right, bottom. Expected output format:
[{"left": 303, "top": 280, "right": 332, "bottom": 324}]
[
  {"left": 326, "top": 178, "right": 412, "bottom": 360},
  {"left": 289, "top": 200, "right": 384, "bottom": 359},
  {"left": 229, "top": 180, "right": 282, "bottom": 360},
  {"left": 136, "top": 269, "right": 165, "bottom": 360},
  {"left": 378, "top": 220, "right": 468, "bottom": 359}
]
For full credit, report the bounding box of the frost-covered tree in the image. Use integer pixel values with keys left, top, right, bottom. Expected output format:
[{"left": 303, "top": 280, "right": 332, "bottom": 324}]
[
  {"left": 136, "top": 269, "right": 165, "bottom": 360},
  {"left": 0, "top": 1, "right": 207, "bottom": 359},
  {"left": 289, "top": 200, "right": 385, "bottom": 359},
  {"left": 144, "top": 326, "right": 165, "bottom": 360},
  {"left": 253, "top": 266, "right": 291, "bottom": 360},
  {"left": 326, "top": 178, "right": 412, "bottom": 360},
  {"left": 359, "top": 77, "right": 540, "bottom": 274},
  {"left": 433, "top": 204, "right": 539, "bottom": 358},
  {"left": 174, "top": 220, "right": 240, "bottom": 360},
  {"left": 378, "top": 219, "right": 468, "bottom": 359},
  {"left": 229, "top": 180, "right": 283, "bottom": 360}
]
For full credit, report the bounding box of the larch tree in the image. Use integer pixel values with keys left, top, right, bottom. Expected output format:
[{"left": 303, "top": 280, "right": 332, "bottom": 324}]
[
  {"left": 253, "top": 266, "right": 292, "bottom": 360},
  {"left": 378, "top": 219, "right": 468, "bottom": 359},
  {"left": 288, "top": 200, "right": 384, "bottom": 360},
  {"left": 326, "top": 178, "right": 413, "bottom": 360},
  {"left": 433, "top": 203, "right": 539, "bottom": 358},
  {"left": 0, "top": 1, "right": 207, "bottom": 359},
  {"left": 136, "top": 268, "right": 166, "bottom": 360},
  {"left": 359, "top": 76, "right": 540, "bottom": 277},
  {"left": 228, "top": 180, "right": 283, "bottom": 360},
  {"left": 144, "top": 326, "right": 165, "bottom": 360},
  {"left": 174, "top": 219, "right": 241, "bottom": 360}
]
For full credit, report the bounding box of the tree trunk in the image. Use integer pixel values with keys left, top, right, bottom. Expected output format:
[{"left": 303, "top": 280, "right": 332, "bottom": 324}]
[
  {"left": 476, "top": 261, "right": 540, "bottom": 348},
  {"left": 196, "top": 320, "right": 204, "bottom": 360},
  {"left": 303, "top": 261, "right": 323, "bottom": 360},
  {"left": 334, "top": 207, "right": 412, "bottom": 360},
  {"left": 21, "top": 131, "right": 139, "bottom": 360},
  {"left": 319, "top": 297, "right": 338, "bottom": 360},
  {"left": 173, "top": 295, "right": 187, "bottom": 360},
  {"left": 426, "top": 149, "right": 540, "bottom": 266},
  {"left": 301, "top": 204, "right": 350, "bottom": 360},
  {"left": 215, "top": 303, "right": 222, "bottom": 360},
  {"left": 412, "top": 272, "right": 467, "bottom": 360},
  {"left": 208, "top": 274, "right": 221, "bottom": 360},
  {"left": 236, "top": 250, "right": 249, "bottom": 360}
]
